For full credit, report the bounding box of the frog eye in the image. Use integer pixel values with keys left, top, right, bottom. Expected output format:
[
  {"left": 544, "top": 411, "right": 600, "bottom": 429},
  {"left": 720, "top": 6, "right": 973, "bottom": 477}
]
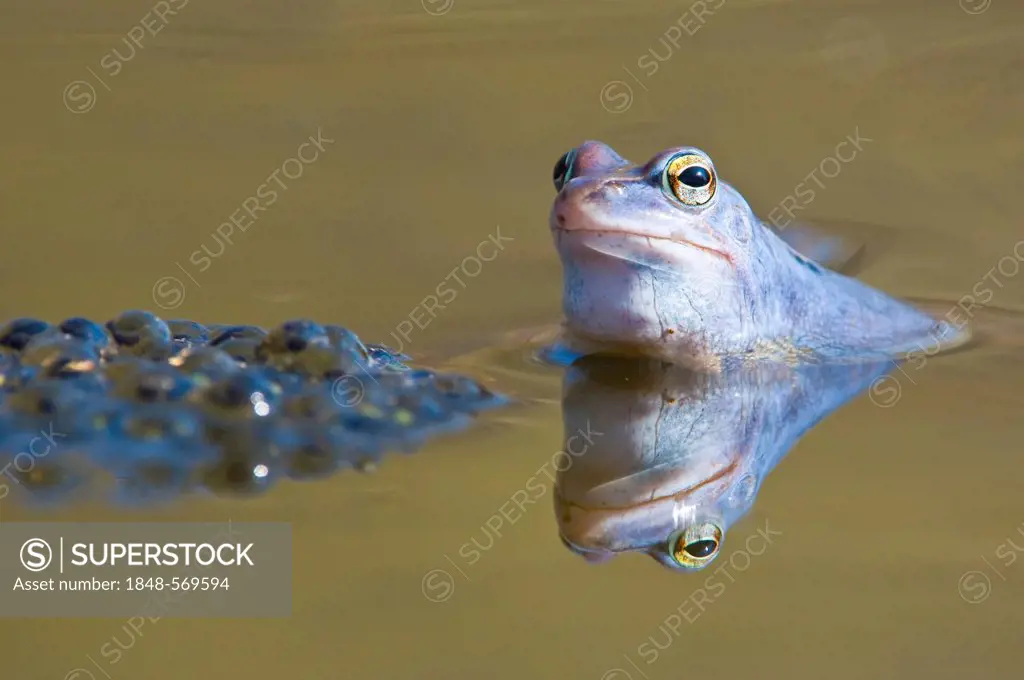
[
  {"left": 553, "top": 149, "right": 576, "bottom": 192},
  {"left": 667, "top": 521, "right": 722, "bottom": 569},
  {"left": 663, "top": 153, "right": 717, "bottom": 206}
]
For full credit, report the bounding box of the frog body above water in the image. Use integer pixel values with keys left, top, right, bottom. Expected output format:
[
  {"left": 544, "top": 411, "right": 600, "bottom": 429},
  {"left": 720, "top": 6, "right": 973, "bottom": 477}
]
[{"left": 548, "top": 141, "right": 969, "bottom": 371}]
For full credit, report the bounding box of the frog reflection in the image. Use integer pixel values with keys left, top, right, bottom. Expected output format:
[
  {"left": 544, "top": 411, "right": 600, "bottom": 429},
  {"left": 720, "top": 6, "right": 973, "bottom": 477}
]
[{"left": 553, "top": 355, "right": 892, "bottom": 571}]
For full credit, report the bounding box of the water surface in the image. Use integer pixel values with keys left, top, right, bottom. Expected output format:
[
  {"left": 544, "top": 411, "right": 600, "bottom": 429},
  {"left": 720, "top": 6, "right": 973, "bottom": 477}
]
[{"left": 2, "top": 0, "right": 1024, "bottom": 678}]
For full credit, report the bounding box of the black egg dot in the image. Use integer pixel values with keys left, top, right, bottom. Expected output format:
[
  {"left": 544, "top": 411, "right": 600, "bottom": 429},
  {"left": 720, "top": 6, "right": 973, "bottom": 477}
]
[
  {"left": 684, "top": 539, "right": 717, "bottom": 558},
  {"left": 59, "top": 318, "right": 112, "bottom": 350},
  {"left": 679, "top": 165, "right": 711, "bottom": 188},
  {"left": 137, "top": 385, "right": 159, "bottom": 402},
  {"left": 0, "top": 318, "right": 51, "bottom": 351},
  {"left": 223, "top": 384, "right": 246, "bottom": 407}
]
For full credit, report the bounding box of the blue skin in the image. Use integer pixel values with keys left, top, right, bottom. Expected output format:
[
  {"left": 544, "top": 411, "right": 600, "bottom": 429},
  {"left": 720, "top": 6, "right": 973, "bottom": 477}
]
[
  {"left": 549, "top": 142, "right": 969, "bottom": 371},
  {"left": 554, "top": 355, "right": 893, "bottom": 571}
]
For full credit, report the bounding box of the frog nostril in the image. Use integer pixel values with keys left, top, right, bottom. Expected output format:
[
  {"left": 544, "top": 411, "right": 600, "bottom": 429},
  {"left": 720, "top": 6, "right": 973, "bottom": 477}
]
[{"left": 586, "top": 181, "right": 626, "bottom": 202}]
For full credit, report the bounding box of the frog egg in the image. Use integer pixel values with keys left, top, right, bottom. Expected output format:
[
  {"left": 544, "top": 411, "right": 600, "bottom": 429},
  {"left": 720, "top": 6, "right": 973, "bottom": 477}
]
[
  {"left": 107, "top": 360, "right": 195, "bottom": 403},
  {"left": 0, "top": 364, "right": 40, "bottom": 392},
  {"left": 166, "top": 319, "right": 210, "bottom": 354},
  {"left": 325, "top": 324, "right": 371, "bottom": 362},
  {"left": 281, "top": 343, "right": 356, "bottom": 380},
  {"left": 431, "top": 373, "right": 505, "bottom": 411},
  {"left": 263, "top": 319, "right": 330, "bottom": 353},
  {"left": 20, "top": 336, "right": 101, "bottom": 377},
  {"left": 0, "top": 432, "right": 89, "bottom": 505},
  {"left": 0, "top": 378, "right": 112, "bottom": 441},
  {"left": 0, "top": 350, "right": 23, "bottom": 388},
  {"left": 51, "top": 371, "right": 110, "bottom": 395},
  {"left": 108, "top": 456, "right": 197, "bottom": 507},
  {"left": 287, "top": 424, "right": 385, "bottom": 479},
  {"left": 396, "top": 391, "right": 474, "bottom": 440},
  {"left": 396, "top": 391, "right": 457, "bottom": 424},
  {"left": 355, "top": 371, "right": 425, "bottom": 409},
  {"left": 334, "top": 400, "right": 397, "bottom": 435},
  {"left": 402, "top": 369, "right": 441, "bottom": 389},
  {"left": 193, "top": 372, "right": 280, "bottom": 419},
  {"left": 5, "top": 379, "right": 88, "bottom": 417},
  {"left": 209, "top": 324, "right": 268, "bottom": 346},
  {"left": 106, "top": 310, "right": 173, "bottom": 360},
  {"left": 280, "top": 384, "right": 346, "bottom": 422},
  {"left": 212, "top": 337, "right": 262, "bottom": 365},
  {"left": 0, "top": 318, "right": 51, "bottom": 351},
  {"left": 283, "top": 427, "right": 346, "bottom": 481},
  {"left": 107, "top": 404, "right": 207, "bottom": 444},
  {"left": 102, "top": 435, "right": 214, "bottom": 506},
  {"left": 256, "top": 320, "right": 337, "bottom": 373},
  {"left": 58, "top": 317, "right": 116, "bottom": 355},
  {"left": 249, "top": 365, "right": 307, "bottom": 395},
  {"left": 168, "top": 346, "right": 240, "bottom": 381},
  {"left": 333, "top": 398, "right": 435, "bottom": 453},
  {"left": 364, "top": 369, "right": 447, "bottom": 406},
  {"left": 200, "top": 422, "right": 292, "bottom": 496}
]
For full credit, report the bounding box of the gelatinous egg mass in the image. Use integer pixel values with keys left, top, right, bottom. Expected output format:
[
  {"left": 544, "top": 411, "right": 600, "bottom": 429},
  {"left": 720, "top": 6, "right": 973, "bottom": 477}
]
[{"left": 0, "top": 312, "right": 508, "bottom": 507}]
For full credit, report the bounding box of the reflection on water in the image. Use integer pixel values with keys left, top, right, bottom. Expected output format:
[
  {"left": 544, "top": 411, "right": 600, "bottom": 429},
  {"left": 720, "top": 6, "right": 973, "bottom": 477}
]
[{"left": 555, "top": 355, "right": 892, "bottom": 570}]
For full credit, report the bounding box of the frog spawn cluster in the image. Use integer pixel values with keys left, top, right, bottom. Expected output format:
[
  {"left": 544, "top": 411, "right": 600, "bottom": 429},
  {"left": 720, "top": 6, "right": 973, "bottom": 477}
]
[{"left": 0, "top": 311, "right": 505, "bottom": 507}]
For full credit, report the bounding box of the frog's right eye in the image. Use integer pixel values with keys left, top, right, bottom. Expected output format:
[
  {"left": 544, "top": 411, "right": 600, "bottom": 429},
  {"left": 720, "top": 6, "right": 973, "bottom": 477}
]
[
  {"left": 667, "top": 521, "right": 722, "bottom": 570},
  {"left": 662, "top": 152, "right": 717, "bottom": 206},
  {"left": 553, "top": 149, "right": 576, "bottom": 192}
]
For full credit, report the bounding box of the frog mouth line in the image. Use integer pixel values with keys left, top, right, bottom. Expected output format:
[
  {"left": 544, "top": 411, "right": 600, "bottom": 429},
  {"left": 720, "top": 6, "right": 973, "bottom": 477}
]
[
  {"left": 553, "top": 226, "right": 733, "bottom": 265},
  {"left": 555, "top": 457, "right": 739, "bottom": 515}
]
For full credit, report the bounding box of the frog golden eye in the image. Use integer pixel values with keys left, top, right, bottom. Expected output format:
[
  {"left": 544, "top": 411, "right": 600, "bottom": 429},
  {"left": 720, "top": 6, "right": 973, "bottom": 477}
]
[
  {"left": 553, "top": 149, "right": 576, "bottom": 192},
  {"left": 663, "top": 153, "right": 716, "bottom": 206},
  {"left": 668, "top": 521, "right": 722, "bottom": 569}
]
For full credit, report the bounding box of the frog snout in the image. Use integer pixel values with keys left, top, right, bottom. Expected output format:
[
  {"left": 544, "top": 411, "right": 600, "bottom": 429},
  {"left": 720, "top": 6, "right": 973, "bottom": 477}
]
[
  {"left": 586, "top": 180, "right": 627, "bottom": 202},
  {"left": 558, "top": 176, "right": 624, "bottom": 204},
  {"left": 551, "top": 176, "right": 626, "bottom": 232}
]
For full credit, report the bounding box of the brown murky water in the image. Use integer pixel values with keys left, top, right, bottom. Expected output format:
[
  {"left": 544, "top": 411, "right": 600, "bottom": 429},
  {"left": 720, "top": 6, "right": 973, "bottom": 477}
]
[{"left": 3, "top": 0, "right": 1024, "bottom": 678}]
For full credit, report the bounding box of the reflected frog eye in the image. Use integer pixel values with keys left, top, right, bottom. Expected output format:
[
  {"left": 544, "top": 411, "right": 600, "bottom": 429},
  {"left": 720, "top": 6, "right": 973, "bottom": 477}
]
[
  {"left": 668, "top": 521, "right": 722, "bottom": 569},
  {"left": 663, "top": 153, "right": 717, "bottom": 206},
  {"left": 553, "top": 149, "right": 576, "bottom": 192}
]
